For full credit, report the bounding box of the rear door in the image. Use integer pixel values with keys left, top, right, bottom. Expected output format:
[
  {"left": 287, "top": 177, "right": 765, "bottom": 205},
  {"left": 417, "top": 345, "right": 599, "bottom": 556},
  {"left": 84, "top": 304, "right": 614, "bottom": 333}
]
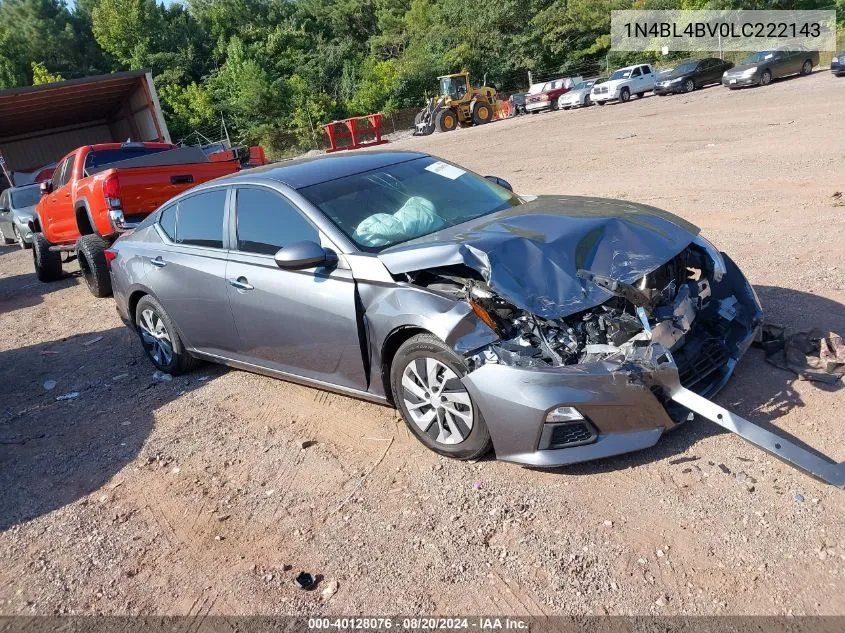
[
  {"left": 224, "top": 185, "right": 367, "bottom": 391},
  {"left": 146, "top": 187, "right": 241, "bottom": 356}
]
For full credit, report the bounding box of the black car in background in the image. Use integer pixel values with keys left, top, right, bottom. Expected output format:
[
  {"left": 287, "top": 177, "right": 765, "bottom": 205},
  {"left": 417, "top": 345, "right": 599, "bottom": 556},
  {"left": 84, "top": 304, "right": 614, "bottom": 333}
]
[
  {"left": 654, "top": 58, "right": 734, "bottom": 94},
  {"left": 832, "top": 52, "right": 845, "bottom": 76},
  {"left": 722, "top": 48, "right": 819, "bottom": 88}
]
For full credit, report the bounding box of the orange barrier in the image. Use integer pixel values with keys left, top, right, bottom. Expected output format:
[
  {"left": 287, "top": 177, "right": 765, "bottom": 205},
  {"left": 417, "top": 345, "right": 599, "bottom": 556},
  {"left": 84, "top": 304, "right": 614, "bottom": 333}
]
[{"left": 322, "top": 114, "right": 390, "bottom": 153}]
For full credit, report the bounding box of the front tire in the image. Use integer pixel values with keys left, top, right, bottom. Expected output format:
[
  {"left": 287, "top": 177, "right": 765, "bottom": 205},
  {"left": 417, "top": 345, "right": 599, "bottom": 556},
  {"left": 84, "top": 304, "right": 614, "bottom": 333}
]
[
  {"left": 135, "top": 295, "right": 198, "bottom": 375},
  {"left": 0, "top": 226, "right": 13, "bottom": 244},
  {"left": 13, "top": 225, "right": 30, "bottom": 249},
  {"left": 76, "top": 234, "right": 112, "bottom": 297},
  {"left": 620, "top": 87, "right": 631, "bottom": 102},
  {"left": 390, "top": 333, "right": 492, "bottom": 460},
  {"left": 32, "top": 232, "right": 62, "bottom": 282},
  {"left": 684, "top": 79, "right": 695, "bottom": 93},
  {"left": 434, "top": 108, "right": 458, "bottom": 133},
  {"left": 760, "top": 69, "right": 772, "bottom": 86}
]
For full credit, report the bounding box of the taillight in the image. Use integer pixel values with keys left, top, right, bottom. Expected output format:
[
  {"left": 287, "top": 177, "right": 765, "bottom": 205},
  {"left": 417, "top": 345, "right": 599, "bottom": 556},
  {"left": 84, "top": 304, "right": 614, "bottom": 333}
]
[
  {"left": 104, "top": 248, "right": 118, "bottom": 269},
  {"left": 104, "top": 175, "right": 121, "bottom": 209}
]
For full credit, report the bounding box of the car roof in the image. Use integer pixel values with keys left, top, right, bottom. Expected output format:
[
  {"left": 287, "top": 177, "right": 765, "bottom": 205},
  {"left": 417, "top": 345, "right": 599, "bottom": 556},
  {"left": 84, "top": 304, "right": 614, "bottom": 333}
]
[
  {"left": 224, "top": 150, "right": 429, "bottom": 190},
  {"left": 617, "top": 64, "right": 648, "bottom": 71}
]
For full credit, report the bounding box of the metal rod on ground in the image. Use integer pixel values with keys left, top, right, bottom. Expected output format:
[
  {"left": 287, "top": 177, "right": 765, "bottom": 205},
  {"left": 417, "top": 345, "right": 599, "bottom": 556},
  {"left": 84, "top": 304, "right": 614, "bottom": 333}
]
[
  {"left": 528, "top": 70, "right": 533, "bottom": 86},
  {"left": 304, "top": 104, "right": 319, "bottom": 151}
]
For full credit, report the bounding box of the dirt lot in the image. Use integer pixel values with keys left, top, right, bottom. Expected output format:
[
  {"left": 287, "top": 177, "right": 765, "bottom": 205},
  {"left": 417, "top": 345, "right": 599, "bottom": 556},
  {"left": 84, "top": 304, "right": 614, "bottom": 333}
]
[{"left": 1, "top": 71, "right": 844, "bottom": 618}]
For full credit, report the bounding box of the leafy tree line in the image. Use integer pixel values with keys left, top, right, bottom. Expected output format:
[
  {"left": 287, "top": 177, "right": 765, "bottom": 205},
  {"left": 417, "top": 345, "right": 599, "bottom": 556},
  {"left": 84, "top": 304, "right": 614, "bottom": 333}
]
[{"left": 0, "top": 0, "right": 842, "bottom": 155}]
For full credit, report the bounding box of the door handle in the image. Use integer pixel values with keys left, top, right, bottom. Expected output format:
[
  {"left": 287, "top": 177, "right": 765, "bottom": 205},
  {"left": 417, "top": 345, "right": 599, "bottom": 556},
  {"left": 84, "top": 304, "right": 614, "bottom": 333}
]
[
  {"left": 150, "top": 256, "right": 167, "bottom": 268},
  {"left": 227, "top": 277, "right": 254, "bottom": 291}
]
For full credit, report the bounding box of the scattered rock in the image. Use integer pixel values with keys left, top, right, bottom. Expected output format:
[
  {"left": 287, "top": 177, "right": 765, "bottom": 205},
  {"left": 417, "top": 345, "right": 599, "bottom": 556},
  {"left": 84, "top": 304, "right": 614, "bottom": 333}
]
[
  {"left": 294, "top": 572, "right": 316, "bottom": 590},
  {"left": 669, "top": 455, "right": 699, "bottom": 465},
  {"left": 717, "top": 463, "right": 731, "bottom": 475},
  {"left": 214, "top": 535, "right": 224, "bottom": 541},
  {"left": 321, "top": 580, "right": 339, "bottom": 599},
  {"left": 152, "top": 371, "right": 172, "bottom": 383},
  {"left": 472, "top": 480, "right": 483, "bottom": 490},
  {"left": 603, "top": 520, "right": 613, "bottom": 528},
  {"left": 112, "top": 373, "right": 129, "bottom": 381},
  {"left": 55, "top": 392, "right": 79, "bottom": 401},
  {"left": 42, "top": 380, "right": 56, "bottom": 391},
  {"left": 655, "top": 596, "right": 667, "bottom": 607},
  {"left": 300, "top": 440, "right": 316, "bottom": 450},
  {"left": 83, "top": 336, "right": 104, "bottom": 346},
  {"left": 794, "top": 494, "right": 805, "bottom": 504}
]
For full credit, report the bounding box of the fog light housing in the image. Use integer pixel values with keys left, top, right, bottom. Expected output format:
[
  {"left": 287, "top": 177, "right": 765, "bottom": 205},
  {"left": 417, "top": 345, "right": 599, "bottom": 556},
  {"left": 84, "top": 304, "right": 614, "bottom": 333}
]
[{"left": 545, "top": 406, "right": 584, "bottom": 423}]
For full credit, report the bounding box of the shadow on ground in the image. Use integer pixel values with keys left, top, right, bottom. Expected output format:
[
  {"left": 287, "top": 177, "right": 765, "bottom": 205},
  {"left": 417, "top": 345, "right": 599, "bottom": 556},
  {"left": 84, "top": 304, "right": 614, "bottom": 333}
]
[
  {"left": 538, "top": 285, "right": 844, "bottom": 477},
  {"left": 0, "top": 326, "right": 221, "bottom": 530}
]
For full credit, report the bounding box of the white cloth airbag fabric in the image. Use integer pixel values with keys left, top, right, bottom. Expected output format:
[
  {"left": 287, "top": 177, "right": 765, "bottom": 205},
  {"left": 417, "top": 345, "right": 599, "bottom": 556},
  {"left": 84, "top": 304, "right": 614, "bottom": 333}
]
[{"left": 354, "top": 197, "right": 443, "bottom": 247}]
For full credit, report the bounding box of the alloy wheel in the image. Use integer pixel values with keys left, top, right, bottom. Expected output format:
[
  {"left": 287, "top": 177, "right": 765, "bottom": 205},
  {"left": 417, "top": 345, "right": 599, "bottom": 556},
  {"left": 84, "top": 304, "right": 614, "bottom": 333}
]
[
  {"left": 13, "top": 225, "right": 23, "bottom": 249},
  {"left": 139, "top": 308, "right": 174, "bottom": 367},
  {"left": 401, "top": 357, "right": 474, "bottom": 446}
]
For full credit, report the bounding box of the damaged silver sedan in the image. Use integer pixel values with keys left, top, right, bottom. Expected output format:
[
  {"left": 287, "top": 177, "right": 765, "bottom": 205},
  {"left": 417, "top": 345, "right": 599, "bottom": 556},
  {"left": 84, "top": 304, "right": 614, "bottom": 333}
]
[{"left": 108, "top": 151, "right": 844, "bottom": 486}]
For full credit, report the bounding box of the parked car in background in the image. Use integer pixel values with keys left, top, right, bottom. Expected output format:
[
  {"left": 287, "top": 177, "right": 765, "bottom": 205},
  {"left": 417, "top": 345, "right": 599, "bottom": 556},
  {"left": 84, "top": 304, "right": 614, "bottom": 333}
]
[
  {"left": 108, "top": 150, "right": 770, "bottom": 471},
  {"left": 722, "top": 48, "right": 818, "bottom": 88},
  {"left": 0, "top": 183, "right": 40, "bottom": 248},
  {"left": 654, "top": 58, "right": 734, "bottom": 94},
  {"left": 831, "top": 52, "right": 845, "bottom": 76},
  {"left": 591, "top": 64, "right": 656, "bottom": 104},
  {"left": 31, "top": 142, "right": 240, "bottom": 297},
  {"left": 525, "top": 76, "right": 582, "bottom": 112},
  {"left": 557, "top": 79, "right": 599, "bottom": 109},
  {"left": 509, "top": 92, "right": 528, "bottom": 115}
]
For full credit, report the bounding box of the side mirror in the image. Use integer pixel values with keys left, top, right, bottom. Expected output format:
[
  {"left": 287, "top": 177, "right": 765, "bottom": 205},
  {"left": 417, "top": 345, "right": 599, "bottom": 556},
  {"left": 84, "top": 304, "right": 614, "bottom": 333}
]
[
  {"left": 40, "top": 181, "right": 53, "bottom": 195},
  {"left": 484, "top": 175, "right": 513, "bottom": 192},
  {"left": 274, "top": 240, "right": 334, "bottom": 270}
]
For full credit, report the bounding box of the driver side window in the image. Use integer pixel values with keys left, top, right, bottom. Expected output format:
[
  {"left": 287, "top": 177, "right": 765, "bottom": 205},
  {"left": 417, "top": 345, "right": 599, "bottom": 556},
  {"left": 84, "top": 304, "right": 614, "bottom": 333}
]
[
  {"left": 631, "top": 68, "right": 642, "bottom": 77},
  {"left": 235, "top": 187, "right": 319, "bottom": 255}
]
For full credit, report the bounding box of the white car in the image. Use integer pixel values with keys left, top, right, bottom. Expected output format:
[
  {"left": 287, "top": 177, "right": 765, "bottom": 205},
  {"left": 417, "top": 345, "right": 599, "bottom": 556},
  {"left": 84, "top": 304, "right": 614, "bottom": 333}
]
[{"left": 590, "top": 64, "right": 656, "bottom": 105}]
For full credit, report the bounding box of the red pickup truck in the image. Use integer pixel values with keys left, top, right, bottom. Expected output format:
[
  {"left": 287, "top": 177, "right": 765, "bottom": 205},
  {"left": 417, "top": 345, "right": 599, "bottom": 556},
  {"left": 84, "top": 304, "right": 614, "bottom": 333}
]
[{"left": 31, "top": 142, "right": 239, "bottom": 296}]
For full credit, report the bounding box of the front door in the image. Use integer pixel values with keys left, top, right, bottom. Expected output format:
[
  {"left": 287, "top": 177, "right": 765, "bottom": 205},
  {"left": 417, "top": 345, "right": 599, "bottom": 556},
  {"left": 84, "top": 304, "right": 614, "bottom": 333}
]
[
  {"left": 225, "top": 185, "right": 367, "bottom": 391},
  {"left": 43, "top": 154, "right": 77, "bottom": 242},
  {"left": 146, "top": 187, "right": 242, "bottom": 356}
]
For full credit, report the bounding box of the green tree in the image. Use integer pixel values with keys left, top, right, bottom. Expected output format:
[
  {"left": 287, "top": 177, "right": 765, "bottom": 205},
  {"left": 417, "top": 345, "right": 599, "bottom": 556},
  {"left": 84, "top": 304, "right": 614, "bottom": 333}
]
[{"left": 31, "top": 61, "right": 63, "bottom": 84}]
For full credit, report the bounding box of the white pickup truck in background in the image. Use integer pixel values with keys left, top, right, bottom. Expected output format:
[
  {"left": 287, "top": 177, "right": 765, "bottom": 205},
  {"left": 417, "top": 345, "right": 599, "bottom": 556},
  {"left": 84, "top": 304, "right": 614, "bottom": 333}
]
[{"left": 591, "top": 64, "right": 657, "bottom": 105}]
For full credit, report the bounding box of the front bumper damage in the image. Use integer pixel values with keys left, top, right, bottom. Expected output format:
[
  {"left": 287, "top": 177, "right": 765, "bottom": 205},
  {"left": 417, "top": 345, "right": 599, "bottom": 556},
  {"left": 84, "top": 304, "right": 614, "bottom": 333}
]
[{"left": 459, "top": 254, "right": 845, "bottom": 487}]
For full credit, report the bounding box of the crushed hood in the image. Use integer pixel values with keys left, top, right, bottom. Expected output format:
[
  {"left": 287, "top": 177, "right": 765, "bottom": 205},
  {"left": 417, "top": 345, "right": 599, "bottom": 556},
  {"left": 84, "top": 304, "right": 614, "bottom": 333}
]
[{"left": 378, "top": 195, "right": 699, "bottom": 318}]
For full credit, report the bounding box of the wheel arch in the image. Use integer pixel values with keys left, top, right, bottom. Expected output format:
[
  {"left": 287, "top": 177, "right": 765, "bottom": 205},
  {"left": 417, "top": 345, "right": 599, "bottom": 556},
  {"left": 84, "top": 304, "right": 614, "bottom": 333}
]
[
  {"left": 380, "top": 325, "right": 432, "bottom": 405},
  {"left": 74, "top": 198, "right": 96, "bottom": 236}
]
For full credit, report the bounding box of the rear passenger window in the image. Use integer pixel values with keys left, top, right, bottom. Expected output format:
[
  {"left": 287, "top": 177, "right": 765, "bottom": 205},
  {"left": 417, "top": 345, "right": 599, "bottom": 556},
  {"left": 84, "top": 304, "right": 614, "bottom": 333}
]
[
  {"left": 235, "top": 187, "right": 318, "bottom": 255},
  {"left": 158, "top": 204, "right": 176, "bottom": 240},
  {"left": 175, "top": 189, "right": 227, "bottom": 248}
]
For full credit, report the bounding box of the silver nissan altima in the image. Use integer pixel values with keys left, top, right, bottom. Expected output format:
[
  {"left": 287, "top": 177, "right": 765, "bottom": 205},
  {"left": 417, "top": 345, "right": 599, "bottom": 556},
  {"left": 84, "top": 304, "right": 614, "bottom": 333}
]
[{"left": 106, "top": 151, "right": 843, "bottom": 484}]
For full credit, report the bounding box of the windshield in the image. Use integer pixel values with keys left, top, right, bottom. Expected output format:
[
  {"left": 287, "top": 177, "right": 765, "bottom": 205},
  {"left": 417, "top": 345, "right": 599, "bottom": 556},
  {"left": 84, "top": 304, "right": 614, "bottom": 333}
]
[
  {"left": 439, "top": 76, "right": 468, "bottom": 99},
  {"left": 743, "top": 51, "right": 774, "bottom": 64},
  {"left": 299, "top": 157, "right": 522, "bottom": 251},
  {"left": 83, "top": 146, "right": 171, "bottom": 173},
  {"left": 10, "top": 185, "right": 41, "bottom": 208},
  {"left": 574, "top": 80, "right": 594, "bottom": 90},
  {"left": 526, "top": 83, "right": 545, "bottom": 94},
  {"left": 674, "top": 61, "right": 699, "bottom": 74},
  {"left": 609, "top": 68, "right": 632, "bottom": 80}
]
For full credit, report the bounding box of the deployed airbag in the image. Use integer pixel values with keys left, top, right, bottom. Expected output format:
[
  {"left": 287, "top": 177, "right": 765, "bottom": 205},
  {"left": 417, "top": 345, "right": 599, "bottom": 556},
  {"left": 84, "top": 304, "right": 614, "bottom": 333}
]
[{"left": 354, "top": 197, "right": 444, "bottom": 247}]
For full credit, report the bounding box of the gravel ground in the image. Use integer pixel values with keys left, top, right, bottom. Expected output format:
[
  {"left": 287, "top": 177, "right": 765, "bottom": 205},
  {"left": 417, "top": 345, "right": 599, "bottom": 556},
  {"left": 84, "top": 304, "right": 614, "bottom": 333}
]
[{"left": 1, "top": 71, "right": 843, "bottom": 617}]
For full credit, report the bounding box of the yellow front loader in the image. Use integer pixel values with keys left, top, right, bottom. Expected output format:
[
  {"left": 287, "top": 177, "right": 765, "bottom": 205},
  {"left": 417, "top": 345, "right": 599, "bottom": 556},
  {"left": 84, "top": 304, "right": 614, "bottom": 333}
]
[{"left": 413, "top": 72, "right": 508, "bottom": 135}]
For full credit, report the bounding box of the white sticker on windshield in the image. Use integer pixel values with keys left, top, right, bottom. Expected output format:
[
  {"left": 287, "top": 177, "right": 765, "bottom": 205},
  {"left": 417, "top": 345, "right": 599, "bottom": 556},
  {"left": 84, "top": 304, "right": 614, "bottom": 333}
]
[{"left": 425, "top": 161, "right": 466, "bottom": 180}]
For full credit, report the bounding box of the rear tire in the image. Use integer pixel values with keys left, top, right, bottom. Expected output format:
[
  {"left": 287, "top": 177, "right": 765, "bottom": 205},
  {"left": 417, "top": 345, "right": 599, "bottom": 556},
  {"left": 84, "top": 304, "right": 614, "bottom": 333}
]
[
  {"left": 13, "top": 225, "right": 30, "bottom": 249},
  {"left": 636, "top": 91, "right": 645, "bottom": 98},
  {"left": 390, "top": 333, "right": 492, "bottom": 461},
  {"left": 76, "top": 234, "right": 112, "bottom": 298},
  {"left": 800, "top": 60, "right": 813, "bottom": 75},
  {"left": 32, "top": 232, "right": 62, "bottom": 282},
  {"left": 135, "top": 295, "right": 198, "bottom": 375},
  {"left": 471, "top": 101, "right": 493, "bottom": 125}
]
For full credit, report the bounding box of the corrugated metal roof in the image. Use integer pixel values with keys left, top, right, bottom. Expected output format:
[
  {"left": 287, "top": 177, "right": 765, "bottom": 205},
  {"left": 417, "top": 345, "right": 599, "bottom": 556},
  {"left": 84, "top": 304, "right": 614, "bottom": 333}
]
[{"left": 0, "top": 70, "right": 149, "bottom": 139}]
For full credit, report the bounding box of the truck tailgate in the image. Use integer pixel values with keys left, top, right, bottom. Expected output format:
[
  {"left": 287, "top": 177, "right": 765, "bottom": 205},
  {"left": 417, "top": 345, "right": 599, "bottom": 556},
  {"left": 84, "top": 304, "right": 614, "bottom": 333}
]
[{"left": 115, "top": 162, "right": 238, "bottom": 218}]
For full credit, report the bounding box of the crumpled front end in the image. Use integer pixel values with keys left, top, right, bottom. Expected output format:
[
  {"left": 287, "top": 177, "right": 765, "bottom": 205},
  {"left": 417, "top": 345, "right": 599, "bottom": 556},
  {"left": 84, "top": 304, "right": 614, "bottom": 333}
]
[{"left": 445, "top": 239, "right": 764, "bottom": 467}]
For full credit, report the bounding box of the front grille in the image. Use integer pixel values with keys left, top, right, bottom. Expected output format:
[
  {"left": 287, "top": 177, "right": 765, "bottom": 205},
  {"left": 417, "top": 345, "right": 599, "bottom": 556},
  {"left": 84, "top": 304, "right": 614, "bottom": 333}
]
[
  {"left": 548, "top": 422, "right": 596, "bottom": 448},
  {"left": 674, "top": 338, "right": 728, "bottom": 391},
  {"left": 594, "top": 86, "right": 608, "bottom": 94}
]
